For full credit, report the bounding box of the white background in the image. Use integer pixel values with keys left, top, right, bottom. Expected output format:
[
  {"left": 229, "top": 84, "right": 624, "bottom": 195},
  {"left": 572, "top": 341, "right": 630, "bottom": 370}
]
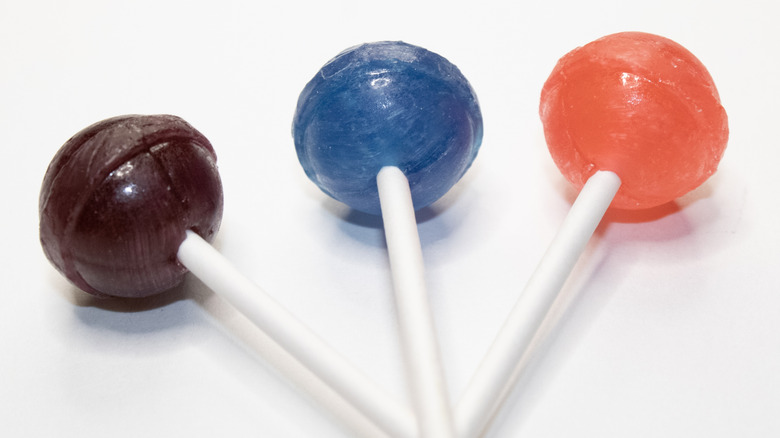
[{"left": 2, "top": 0, "right": 778, "bottom": 437}]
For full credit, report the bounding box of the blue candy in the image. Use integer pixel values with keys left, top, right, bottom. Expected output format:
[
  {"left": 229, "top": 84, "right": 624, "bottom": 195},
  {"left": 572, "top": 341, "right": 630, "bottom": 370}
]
[{"left": 293, "top": 41, "right": 483, "bottom": 215}]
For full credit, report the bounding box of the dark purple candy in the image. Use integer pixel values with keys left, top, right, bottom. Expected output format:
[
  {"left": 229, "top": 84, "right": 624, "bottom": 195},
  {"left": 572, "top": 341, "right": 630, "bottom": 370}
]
[{"left": 39, "top": 115, "right": 223, "bottom": 298}]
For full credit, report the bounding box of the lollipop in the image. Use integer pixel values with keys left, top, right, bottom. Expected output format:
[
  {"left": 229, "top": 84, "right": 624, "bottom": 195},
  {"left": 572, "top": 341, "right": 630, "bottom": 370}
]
[
  {"left": 541, "top": 31, "right": 728, "bottom": 210},
  {"left": 39, "top": 115, "right": 415, "bottom": 438},
  {"left": 456, "top": 32, "right": 728, "bottom": 437},
  {"left": 39, "top": 115, "right": 223, "bottom": 298},
  {"left": 293, "top": 41, "right": 483, "bottom": 438}
]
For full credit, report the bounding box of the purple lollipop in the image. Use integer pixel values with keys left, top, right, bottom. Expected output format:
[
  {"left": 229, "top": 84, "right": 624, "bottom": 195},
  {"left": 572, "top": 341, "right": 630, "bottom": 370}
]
[{"left": 39, "top": 114, "right": 223, "bottom": 298}]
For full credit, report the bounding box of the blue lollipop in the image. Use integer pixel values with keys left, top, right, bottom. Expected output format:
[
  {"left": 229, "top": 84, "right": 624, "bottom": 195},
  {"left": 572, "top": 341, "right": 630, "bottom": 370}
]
[
  {"left": 293, "top": 41, "right": 483, "bottom": 215},
  {"left": 293, "top": 41, "right": 483, "bottom": 438}
]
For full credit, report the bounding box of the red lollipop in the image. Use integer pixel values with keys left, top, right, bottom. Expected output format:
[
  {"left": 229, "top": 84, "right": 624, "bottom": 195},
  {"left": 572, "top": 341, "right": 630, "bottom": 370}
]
[
  {"left": 540, "top": 31, "right": 728, "bottom": 209},
  {"left": 457, "top": 32, "right": 728, "bottom": 438}
]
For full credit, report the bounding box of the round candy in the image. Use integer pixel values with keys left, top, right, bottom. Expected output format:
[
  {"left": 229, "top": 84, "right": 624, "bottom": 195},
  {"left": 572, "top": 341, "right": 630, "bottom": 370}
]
[
  {"left": 292, "top": 41, "right": 483, "bottom": 215},
  {"left": 39, "top": 115, "right": 223, "bottom": 298},
  {"left": 540, "top": 32, "right": 729, "bottom": 209}
]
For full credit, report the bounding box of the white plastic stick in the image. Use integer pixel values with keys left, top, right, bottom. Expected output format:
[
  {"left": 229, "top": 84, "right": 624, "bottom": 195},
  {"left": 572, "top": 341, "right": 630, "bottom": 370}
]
[
  {"left": 456, "top": 170, "right": 622, "bottom": 438},
  {"left": 377, "top": 166, "right": 456, "bottom": 438},
  {"left": 177, "top": 230, "right": 416, "bottom": 438}
]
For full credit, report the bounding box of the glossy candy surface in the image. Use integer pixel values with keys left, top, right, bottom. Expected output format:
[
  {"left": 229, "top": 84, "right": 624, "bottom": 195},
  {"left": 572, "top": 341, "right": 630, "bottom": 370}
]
[
  {"left": 293, "top": 41, "right": 483, "bottom": 215},
  {"left": 540, "top": 32, "right": 729, "bottom": 209},
  {"left": 39, "top": 115, "right": 223, "bottom": 298}
]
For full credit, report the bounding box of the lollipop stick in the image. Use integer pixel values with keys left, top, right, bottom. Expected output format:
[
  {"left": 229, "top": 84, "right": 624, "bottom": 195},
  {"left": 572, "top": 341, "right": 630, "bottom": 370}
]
[
  {"left": 377, "top": 166, "right": 456, "bottom": 438},
  {"left": 456, "top": 170, "right": 621, "bottom": 438},
  {"left": 177, "top": 230, "right": 416, "bottom": 438}
]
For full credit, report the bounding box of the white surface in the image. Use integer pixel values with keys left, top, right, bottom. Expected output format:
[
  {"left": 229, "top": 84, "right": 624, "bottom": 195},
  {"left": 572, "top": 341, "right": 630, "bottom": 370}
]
[
  {"left": 378, "top": 166, "right": 454, "bottom": 438},
  {"left": 2, "top": 1, "right": 778, "bottom": 437}
]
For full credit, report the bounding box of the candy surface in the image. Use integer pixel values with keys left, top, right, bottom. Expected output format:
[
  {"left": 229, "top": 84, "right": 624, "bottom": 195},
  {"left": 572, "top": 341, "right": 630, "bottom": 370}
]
[
  {"left": 540, "top": 32, "right": 728, "bottom": 209},
  {"left": 39, "top": 115, "right": 223, "bottom": 298},
  {"left": 293, "top": 41, "right": 483, "bottom": 215}
]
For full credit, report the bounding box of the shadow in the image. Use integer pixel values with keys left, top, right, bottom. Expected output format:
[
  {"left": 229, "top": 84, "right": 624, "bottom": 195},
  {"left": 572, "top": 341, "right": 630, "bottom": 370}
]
[
  {"left": 600, "top": 174, "right": 717, "bottom": 225},
  {"left": 67, "top": 274, "right": 203, "bottom": 336},
  {"left": 321, "top": 197, "right": 449, "bottom": 230},
  {"left": 70, "top": 282, "right": 189, "bottom": 312},
  {"left": 546, "top": 156, "right": 720, "bottom": 226},
  {"left": 313, "top": 180, "right": 472, "bottom": 250},
  {"left": 540, "top": 180, "right": 724, "bottom": 262},
  {"left": 603, "top": 201, "right": 682, "bottom": 224},
  {"left": 604, "top": 177, "right": 726, "bottom": 248},
  {"left": 338, "top": 207, "right": 384, "bottom": 229}
]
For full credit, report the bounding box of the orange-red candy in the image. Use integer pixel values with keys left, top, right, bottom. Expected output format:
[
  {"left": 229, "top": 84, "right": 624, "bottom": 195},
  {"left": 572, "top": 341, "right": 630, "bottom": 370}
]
[{"left": 540, "top": 32, "right": 729, "bottom": 209}]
